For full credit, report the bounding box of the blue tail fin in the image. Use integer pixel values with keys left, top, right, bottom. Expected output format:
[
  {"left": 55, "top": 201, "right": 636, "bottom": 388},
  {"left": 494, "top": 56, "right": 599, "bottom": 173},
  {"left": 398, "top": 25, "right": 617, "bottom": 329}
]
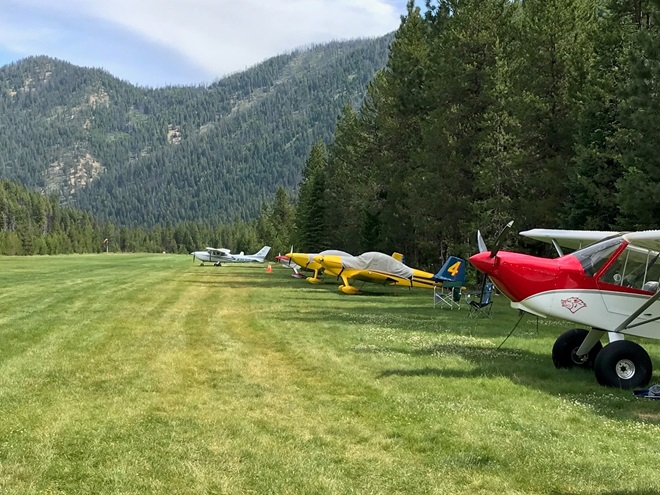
[{"left": 433, "top": 256, "right": 466, "bottom": 283}]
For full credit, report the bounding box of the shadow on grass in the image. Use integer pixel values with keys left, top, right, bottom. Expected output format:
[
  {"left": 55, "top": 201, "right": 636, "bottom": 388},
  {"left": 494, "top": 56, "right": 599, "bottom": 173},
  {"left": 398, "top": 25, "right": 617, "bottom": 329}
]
[
  {"left": 182, "top": 266, "right": 660, "bottom": 424},
  {"left": 375, "top": 342, "right": 660, "bottom": 423},
  {"left": 177, "top": 278, "right": 308, "bottom": 289},
  {"left": 376, "top": 343, "right": 564, "bottom": 383},
  {"left": 180, "top": 272, "right": 432, "bottom": 297}
]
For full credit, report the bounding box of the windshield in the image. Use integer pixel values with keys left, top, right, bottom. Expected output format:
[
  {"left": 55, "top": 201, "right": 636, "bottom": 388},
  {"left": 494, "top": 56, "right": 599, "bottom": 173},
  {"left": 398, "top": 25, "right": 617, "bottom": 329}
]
[{"left": 572, "top": 236, "right": 623, "bottom": 277}]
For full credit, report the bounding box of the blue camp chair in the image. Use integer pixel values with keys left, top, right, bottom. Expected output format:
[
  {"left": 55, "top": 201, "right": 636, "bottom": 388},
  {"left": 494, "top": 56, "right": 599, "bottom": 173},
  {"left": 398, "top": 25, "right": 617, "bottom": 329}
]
[
  {"left": 467, "top": 282, "right": 494, "bottom": 318},
  {"left": 433, "top": 256, "right": 467, "bottom": 309}
]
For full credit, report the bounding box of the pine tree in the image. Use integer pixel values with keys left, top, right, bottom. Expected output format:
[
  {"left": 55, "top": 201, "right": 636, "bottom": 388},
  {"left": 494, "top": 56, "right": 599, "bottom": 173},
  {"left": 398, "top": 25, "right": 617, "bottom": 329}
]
[
  {"left": 295, "top": 141, "right": 328, "bottom": 251},
  {"left": 615, "top": 2, "right": 660, "bottom": 229}
]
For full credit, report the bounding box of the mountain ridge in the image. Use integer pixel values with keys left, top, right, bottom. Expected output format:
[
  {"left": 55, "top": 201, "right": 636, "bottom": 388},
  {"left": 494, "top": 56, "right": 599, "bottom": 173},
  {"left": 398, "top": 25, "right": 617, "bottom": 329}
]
[{"left": 0, "top": 34, "right": 392, "bottom": 226}]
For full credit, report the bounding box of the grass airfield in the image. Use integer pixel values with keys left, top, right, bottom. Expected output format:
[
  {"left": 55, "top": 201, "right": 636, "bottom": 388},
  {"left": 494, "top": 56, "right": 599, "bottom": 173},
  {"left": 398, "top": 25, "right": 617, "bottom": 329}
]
[{"left": 1, "top": 253, "right": 660, "bottom": 495}]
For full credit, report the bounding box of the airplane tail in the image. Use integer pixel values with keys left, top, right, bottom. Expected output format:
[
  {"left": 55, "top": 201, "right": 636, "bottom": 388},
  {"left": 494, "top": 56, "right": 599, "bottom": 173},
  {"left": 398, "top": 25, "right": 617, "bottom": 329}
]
[
  {"left": 253, "top": 246, "right": 271, "bottom": 261},
  {"left": 433, "top": 256, "right": 467, "bottom": 283},
  {"left": 392, "top": 252, "right": 404, "bottom": 263}
]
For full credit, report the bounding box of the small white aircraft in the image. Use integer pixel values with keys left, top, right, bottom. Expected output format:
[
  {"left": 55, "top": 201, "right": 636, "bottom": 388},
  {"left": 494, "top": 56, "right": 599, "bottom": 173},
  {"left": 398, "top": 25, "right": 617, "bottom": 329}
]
[{"left": 191, "top": 246, "right": 271, "bottom": 266}]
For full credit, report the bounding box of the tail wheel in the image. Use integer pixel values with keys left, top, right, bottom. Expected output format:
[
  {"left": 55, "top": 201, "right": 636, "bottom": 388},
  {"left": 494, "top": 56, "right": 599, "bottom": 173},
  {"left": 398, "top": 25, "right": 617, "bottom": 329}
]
[
  {"left": 594, "top": 340, "right": 652, "bottom": 389},
  {"left": 552, "top": 329, "right": 602, "bottom": 369}
]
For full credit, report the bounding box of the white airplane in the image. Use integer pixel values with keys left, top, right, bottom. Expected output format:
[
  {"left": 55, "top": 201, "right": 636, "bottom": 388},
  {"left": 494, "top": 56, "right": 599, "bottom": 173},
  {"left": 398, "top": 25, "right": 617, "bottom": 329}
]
[
  {"left": 470, "top": 225, "right": 660, "bottom": 389},
  {"left": 191, "top": 246, "right": 271, "bottom": 266}
]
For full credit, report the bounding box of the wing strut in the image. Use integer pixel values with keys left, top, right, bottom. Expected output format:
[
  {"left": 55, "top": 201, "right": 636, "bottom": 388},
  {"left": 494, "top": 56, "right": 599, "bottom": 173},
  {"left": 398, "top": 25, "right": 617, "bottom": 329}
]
[{"left": 551, "top": 239, "right": 564, "bottom": 257}]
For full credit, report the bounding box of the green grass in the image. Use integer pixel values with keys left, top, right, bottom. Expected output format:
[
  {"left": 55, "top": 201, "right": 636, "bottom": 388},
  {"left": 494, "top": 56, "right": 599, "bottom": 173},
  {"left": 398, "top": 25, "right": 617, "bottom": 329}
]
[{"left": 1, "top": 254, "right": 660, "bottom": 494}]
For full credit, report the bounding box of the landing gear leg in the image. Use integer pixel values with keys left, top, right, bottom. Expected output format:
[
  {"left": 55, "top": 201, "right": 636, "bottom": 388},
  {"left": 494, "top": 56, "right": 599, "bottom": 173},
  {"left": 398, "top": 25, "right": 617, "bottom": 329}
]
[{"left": 552, "top": 329, "right": 603, "bottom": 369}]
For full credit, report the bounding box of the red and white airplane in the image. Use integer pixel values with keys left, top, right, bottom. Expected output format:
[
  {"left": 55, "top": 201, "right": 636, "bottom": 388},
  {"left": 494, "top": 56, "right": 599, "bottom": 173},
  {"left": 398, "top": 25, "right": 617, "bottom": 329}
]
[
  {"left": 275, "top": 253, "right": 306, "bottom": 278},
  {"left": 469, "top": 223, "right": 660, "bottom": 389}
]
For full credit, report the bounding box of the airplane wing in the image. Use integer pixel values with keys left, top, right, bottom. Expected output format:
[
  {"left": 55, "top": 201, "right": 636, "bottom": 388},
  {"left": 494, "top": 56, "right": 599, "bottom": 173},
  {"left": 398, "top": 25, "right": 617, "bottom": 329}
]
[
  {"left": 622, "top": 231, "right": 660, "bottom": 253},
  {"left": 519, "top": 229, "right": 622, "bottom": 254},
  {"left": 349, "top": 269, "right": 401, "bottom": 285},
  {"left": 207, "top": 247, "right": 231, "bottom": 255}
]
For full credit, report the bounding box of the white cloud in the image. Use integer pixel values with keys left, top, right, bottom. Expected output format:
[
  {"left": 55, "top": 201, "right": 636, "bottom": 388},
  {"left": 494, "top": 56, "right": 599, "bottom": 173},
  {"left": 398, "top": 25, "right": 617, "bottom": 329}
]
[{"left": 8, "top": 0, "right": 402, "bottom": 79}]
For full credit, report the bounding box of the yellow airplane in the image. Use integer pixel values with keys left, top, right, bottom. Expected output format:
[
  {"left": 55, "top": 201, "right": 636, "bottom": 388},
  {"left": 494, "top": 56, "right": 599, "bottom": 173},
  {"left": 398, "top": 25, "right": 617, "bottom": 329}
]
[
  {"left": 313, "top": 252, "right": 466, "bottom": 295},
  {"left": 284, "top": 250, "right": 354, "bottom": 284},
  {"left": 284, "top": 250, "right": 405, "bottom": 285}
]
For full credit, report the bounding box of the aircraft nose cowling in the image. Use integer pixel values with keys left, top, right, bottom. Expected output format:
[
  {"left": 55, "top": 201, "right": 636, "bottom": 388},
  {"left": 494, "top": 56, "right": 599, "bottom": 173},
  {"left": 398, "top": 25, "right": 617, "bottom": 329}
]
[
  {"left": 469, "top": 252, "right": 498, "bottom": 276},
  {"left": 470, "top": 250, "right": 565, "bottom": 303}
]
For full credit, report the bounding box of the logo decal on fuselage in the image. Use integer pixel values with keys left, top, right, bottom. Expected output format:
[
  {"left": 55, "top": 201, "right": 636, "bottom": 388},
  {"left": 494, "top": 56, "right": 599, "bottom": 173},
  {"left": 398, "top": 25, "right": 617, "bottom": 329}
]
[{"left": 561, "top": 296, "right": 587, "bottom": 314}]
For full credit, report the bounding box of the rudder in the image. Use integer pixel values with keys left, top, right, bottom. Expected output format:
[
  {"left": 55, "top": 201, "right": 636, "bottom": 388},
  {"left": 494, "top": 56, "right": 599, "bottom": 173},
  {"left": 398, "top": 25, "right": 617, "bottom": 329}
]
[{"left": 434, "top": 256, "right": 466, "bottom": 283}]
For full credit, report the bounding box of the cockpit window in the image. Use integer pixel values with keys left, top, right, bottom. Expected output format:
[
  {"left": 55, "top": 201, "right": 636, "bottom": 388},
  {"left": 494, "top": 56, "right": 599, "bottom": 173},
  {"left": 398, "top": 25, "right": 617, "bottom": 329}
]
[
  {"left": 600, "top": 245, "right": 660, "bottom": 291},
  {"left": 572, "top": 237, "right": 622, "bottom": 277}
]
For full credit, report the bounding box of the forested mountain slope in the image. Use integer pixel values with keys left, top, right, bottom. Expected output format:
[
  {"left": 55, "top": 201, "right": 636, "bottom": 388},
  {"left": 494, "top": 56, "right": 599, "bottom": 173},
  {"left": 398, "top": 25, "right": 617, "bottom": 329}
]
[{"left": 0, "top": 35, "right": 392, "bottom": 226}]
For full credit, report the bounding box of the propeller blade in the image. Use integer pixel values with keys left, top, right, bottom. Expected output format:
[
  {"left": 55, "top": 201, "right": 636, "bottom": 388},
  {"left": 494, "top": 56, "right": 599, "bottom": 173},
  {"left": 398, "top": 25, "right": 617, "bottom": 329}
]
[
  {"left": 489, "top": 220, "right": 514, "bottom": 258},
  {"left": 477, "top": 230, "right": 487, "bottom": 254}
]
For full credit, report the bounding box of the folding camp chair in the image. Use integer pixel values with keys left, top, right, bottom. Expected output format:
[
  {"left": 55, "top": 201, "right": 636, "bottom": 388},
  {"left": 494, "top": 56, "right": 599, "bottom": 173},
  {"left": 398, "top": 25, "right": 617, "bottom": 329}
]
[
  {"left": 467, "top": 282, "right": 494, "bottom": 318},
  {"left": 434, "top": 281, "right": 463, "bottom": 310}
]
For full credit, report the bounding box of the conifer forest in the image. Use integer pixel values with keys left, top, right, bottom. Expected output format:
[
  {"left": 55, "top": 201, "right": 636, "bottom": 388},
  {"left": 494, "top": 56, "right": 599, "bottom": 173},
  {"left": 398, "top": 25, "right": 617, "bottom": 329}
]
[{"left": 0, "top": 0, "right": 658, "bottom": 270}]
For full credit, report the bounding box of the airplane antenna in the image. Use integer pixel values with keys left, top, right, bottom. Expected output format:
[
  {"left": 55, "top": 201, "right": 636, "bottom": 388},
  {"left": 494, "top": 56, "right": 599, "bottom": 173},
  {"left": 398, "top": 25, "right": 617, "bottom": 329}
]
[{"left": 496, "top": 311, "right": 527, "bottom": 350}]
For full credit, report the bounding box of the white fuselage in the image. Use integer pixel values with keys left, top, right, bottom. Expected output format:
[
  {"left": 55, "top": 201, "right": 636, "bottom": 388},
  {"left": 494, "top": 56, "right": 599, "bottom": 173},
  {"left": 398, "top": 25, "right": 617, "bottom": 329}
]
[
  {"left": 512, "top": 288, "right": 660, "bottom": 339},
  {"left": 192, "top": 252, "right": 265, "bottom": 264}
]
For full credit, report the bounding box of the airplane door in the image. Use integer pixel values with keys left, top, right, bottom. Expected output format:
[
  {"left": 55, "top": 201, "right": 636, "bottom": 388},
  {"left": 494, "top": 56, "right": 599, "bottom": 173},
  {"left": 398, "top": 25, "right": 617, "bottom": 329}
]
[{"left": 596, "top": 247, "right": 660, "bottom": 337}]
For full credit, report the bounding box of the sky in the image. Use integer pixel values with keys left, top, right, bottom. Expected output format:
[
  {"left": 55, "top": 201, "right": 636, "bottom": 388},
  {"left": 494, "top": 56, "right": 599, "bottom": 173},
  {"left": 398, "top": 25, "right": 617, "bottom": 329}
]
[{"left": 0, "top": 0, "right": 408, "bottom": 88}]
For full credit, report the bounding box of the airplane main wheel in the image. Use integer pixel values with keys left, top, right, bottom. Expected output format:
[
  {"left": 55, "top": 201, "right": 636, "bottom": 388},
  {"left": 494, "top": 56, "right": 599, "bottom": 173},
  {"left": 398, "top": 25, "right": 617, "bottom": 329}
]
[
  {"left": 552, "top": 329, "right": 602, "bottom": 369},
  {"left": 594, "top": 340, "right": 652, "bottom": 389}
]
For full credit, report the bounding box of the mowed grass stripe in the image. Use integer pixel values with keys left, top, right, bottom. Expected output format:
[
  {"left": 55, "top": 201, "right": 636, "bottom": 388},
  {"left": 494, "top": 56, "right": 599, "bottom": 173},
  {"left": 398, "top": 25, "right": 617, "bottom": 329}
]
[
  {"left": 0, "top": 255, "right": 226, "bottom": 493},
  {"left": 1, "top": 255, "right": 660, "bottom": 494}
]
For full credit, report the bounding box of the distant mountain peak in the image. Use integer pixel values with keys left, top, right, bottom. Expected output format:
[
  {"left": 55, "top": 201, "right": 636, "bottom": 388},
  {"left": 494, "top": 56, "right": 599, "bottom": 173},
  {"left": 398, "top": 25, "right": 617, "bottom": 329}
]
[{"left": 0, "top": 35, "right": 391, "bottom": 226}]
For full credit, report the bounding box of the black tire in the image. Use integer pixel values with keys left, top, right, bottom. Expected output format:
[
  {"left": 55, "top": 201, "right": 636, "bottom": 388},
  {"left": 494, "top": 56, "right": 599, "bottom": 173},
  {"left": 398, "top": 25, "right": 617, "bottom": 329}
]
[
  {"left": 552, "top": 328, "right": 603, "bottom": 369},
  {"left": 594, "top": 340, "right": 652, "bottom": 389}
]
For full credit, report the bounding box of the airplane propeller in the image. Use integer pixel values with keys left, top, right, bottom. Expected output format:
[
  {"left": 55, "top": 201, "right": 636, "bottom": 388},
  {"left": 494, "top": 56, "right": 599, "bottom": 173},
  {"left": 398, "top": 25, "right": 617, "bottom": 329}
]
[
  {"left": 474, "top": 220, "right": 514, "bottom": 301},
  {"left": 477, "top": 230, "right": 488, "bottom": 254},
  {"left": 477, "top": 220, "right": 514, "bottom": 258}
]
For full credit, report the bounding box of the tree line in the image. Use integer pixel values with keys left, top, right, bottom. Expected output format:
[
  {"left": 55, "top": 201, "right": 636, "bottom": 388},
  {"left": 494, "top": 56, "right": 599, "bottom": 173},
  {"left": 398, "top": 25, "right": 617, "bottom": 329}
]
[
  {"left": 0, "top": 179, "right": 295, "bottom": 257},
  {"left": 293, "top": 0, "right": 660, "bottom": 269}
]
